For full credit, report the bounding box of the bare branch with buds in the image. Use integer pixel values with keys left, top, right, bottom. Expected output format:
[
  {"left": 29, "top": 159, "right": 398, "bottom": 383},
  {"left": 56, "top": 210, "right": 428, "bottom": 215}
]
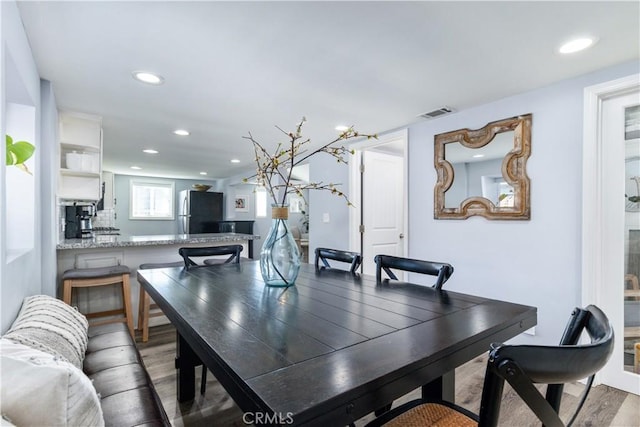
[{"left": 243, "top": 117, "right": 376, "bottom": 206}]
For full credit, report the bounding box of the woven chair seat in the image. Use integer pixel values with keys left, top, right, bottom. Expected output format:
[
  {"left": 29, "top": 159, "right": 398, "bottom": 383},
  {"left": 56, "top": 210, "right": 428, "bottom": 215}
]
[{"left": 383, "top": 403, "right": 476, "bottom": 427}]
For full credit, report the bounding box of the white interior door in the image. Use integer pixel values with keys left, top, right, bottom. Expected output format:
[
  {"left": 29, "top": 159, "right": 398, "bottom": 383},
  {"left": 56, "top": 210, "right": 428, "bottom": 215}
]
[
  {"left": 583, "top": 75, "right": 640, "bottom": 395},
  {"left": 349, "top": 130, "right": 408, "bottom": 277},
  {"left": 361, "top": 149, "right": 405, "bottom": 276}
]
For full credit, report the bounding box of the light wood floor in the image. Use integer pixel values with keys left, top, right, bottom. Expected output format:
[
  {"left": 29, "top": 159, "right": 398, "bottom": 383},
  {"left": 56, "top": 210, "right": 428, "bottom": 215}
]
[{"left": 137, "top": 325, "right": 639, "bottom": 427}]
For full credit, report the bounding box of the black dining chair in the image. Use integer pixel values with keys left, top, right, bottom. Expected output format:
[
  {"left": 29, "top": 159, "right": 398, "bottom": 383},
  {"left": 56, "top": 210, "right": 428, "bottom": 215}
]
[
  {"left": 374, "top": 254, "right": 454, "bottom": 290},
  {"left": 315, "top": 248, "right": 362, "bottom": 274},
  {"left": 178, "top": 245, "right": 243, "bottom": 270},
  {"left": 365, "top": 304, "right": 614, "bottom": 427}
]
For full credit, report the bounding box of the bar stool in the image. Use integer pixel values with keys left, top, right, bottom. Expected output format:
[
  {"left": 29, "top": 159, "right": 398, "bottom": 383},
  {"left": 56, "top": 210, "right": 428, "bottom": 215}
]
[
  {"left": 62, "top": 265, "right": 134, "bottom": 338},
  {"left": 137, "top": 261, "right": 183, "bottom": 343}
]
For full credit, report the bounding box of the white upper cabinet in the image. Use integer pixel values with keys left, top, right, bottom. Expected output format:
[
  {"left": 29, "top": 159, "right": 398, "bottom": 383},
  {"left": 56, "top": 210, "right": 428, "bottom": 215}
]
[
  {"left": 58, "top": 111, "right": 103, "bottom": 200},
  {"left": 60, "top": 112, "right": 102, "bottom": 149}
]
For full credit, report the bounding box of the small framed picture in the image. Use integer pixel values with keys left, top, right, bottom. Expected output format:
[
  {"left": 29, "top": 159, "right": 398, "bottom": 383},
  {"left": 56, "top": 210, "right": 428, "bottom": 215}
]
[{"left": 235, "top": 195, "right": 249, "bottom": 212}]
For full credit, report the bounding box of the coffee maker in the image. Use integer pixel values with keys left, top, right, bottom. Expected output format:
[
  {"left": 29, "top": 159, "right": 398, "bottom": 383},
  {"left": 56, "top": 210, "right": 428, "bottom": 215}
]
[{"left": 64, "top": 205, "right": 95, "bottom": 239}]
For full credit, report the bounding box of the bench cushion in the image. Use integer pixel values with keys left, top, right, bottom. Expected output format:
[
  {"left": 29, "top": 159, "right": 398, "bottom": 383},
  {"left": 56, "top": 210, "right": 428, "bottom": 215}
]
[{"left": 86, "top": 323, "right": 169, "bottom": 426}]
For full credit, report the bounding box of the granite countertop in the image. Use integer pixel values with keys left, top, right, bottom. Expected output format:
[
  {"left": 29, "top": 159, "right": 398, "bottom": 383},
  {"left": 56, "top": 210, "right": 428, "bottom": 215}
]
[{"left": 57, "top": 233, "right": 261, "bottom": 250}]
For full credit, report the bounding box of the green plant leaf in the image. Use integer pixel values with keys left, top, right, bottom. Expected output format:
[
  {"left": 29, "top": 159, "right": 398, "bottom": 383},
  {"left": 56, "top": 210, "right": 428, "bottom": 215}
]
[
  {"left": 6, "top": 135, "right": 35, "bottom": 166},
  {"left": 6, "top": 135, "right": 14, "bottom": 165},
  {"left": 10, "top": 141, "right": 35, "bottom": 164}
]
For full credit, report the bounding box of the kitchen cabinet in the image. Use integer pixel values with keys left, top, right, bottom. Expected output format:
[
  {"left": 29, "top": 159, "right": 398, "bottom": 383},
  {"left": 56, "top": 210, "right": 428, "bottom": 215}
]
[{"left": 58, "top": 111, "right": 102, "bottom": 200}]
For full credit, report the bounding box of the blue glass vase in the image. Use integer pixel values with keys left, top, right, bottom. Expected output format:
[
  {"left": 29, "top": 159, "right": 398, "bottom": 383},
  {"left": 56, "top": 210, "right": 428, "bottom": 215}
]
[{"left": 260, "top": 205, "right": 301, "bottom": 287}]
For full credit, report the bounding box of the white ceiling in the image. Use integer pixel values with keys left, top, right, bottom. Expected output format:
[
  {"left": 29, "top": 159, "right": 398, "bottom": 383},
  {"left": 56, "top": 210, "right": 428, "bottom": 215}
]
[{"left": 16, "top": 1, "right": 639, "bottom": 180}]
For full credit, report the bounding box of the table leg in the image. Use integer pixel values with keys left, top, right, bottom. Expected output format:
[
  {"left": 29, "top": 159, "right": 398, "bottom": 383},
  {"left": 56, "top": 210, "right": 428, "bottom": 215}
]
[
  {"left": 422, "top": 370, "right": 455, "bottom": 402},
  {"left": 175, "top": 332, "right": 199, "bottom": 402}
]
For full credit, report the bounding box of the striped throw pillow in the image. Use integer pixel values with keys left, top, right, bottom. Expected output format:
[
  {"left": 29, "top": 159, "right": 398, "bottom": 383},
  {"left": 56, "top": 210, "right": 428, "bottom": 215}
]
[{"left": 3, "top": 295, "right": 88, "bottom": 369}]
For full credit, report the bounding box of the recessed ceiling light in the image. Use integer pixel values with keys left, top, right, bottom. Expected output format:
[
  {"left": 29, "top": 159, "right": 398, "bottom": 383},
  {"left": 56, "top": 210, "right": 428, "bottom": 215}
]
[
  {"left": 472, "top": 154, "right": 485, "bottom": 158},
  {"left": 558, "top": 37, "right": 596, "bottom": 54},
  {"left": 143, "top": 149, "right": 158, "bottom": 154},
  {"left": 230, "top": 159, "right": 241, "bottom": 163},
  {"left": 130, "top": 166, "right": 142, "bottom": 170},
  {"left": 132, "top": 71, "right": 164, "bottom": 85},
  {"left": 200, "top": 172, "right": 208, "bottom": 175},
  {"left": 335, "top": 125, "right": 350, "bottom": 131},
  {"left": 173, "top": 129, "right": 190, "bottom": 136}
]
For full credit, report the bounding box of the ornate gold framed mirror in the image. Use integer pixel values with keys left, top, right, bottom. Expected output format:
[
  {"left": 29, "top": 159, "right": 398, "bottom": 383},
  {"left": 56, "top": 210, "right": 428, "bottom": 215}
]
[{"left": 434, "top": 114, "right": 532, "bottom": 220}]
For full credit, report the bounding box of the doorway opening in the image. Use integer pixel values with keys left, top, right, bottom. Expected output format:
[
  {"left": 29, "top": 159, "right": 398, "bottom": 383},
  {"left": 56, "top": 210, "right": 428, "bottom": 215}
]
[{"left": 349, "top": 130, "right": 408, "bottom": 276}]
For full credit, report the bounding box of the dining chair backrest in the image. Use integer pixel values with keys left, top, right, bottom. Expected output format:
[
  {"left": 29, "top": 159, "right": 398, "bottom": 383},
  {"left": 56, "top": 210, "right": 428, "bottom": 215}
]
[
  {"left": 315, "top": 248, "right": 362, "bottom": 274},
  {"left": 478, "top": 304, "right": 614, "bottom": 426},
  {"left": 178, "top": 245, "right": 243, "bottom": 270},
  {"left": 374, "top": 254, "right": 453, "bottom": 290},
  {"left": 366, "top": 304, "right": 615, "bottom": 427}
]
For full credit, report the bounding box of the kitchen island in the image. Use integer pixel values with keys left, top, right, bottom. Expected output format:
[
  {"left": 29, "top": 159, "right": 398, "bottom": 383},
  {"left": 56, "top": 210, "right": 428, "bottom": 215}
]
[{"left": 56, "top": 232, "right": 260, "bottom": 329}]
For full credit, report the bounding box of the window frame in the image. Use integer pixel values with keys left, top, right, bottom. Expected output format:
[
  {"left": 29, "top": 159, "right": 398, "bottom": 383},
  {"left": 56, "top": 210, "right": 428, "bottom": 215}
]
[{"left": 129, "top": 179, "right": 176, "bottom": 220}]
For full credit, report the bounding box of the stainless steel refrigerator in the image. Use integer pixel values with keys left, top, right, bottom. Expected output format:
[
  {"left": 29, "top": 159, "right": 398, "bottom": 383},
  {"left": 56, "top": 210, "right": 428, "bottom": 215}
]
[{"left": 178, "top": 190, "right": 223, "bottom": 234}]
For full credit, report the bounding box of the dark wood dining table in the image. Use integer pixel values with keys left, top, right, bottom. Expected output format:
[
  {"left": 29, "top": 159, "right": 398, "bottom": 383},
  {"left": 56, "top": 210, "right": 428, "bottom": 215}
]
[{"left": 137, "top": 261, "right": 536, "bottom": 426}]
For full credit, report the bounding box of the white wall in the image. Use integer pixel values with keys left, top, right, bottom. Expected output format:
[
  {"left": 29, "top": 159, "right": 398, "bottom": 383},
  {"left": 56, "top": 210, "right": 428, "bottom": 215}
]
[
  {"left": 309, "top": 60, "right": 639, "bottom": 346},
  {"left": 40, "top": 81, "right": 59, "bottom": 298},
  {"left": 1, "top": 1, "right": 47, "bottom": 332},
  {"left": 308, "top": 153, "right": 351, "bottom": 254}
]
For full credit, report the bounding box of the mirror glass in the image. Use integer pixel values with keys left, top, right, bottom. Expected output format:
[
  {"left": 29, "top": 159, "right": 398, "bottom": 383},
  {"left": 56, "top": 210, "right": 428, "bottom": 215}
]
[
  {"left": 444, "top": 132, "right": 514, "bottom": 208},
  {"left": 434, "top": 114, "right": 531, "bottom": 220}
]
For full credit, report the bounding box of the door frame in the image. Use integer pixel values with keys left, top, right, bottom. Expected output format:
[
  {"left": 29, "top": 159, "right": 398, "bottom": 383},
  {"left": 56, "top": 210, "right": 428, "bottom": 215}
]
[
  {"left": 349, "top": 129, "right": 409, "bottom": 265},
  {"left": 582, "top": 73, "right": 640, "bottom": 392}
]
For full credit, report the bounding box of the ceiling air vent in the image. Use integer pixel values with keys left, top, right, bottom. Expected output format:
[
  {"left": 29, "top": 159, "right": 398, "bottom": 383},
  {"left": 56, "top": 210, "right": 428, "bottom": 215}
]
[{"left": 418, "top": 107, "right": 454, "bottom": 119}]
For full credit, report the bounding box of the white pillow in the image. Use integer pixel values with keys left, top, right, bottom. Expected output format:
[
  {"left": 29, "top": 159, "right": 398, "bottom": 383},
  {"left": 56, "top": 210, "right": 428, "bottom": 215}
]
[
  {"left": 3, "top": 295, "right": 88, "bottom": 368},
  {"left": 0, "top": 339, "right": 104, "bottom": 427}
]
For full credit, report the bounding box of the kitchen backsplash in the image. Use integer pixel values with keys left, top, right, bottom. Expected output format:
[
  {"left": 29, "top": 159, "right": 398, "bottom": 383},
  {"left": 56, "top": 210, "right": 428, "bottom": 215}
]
[{"left": 93, "top": 208, "right": 116, "bottom": 229}]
